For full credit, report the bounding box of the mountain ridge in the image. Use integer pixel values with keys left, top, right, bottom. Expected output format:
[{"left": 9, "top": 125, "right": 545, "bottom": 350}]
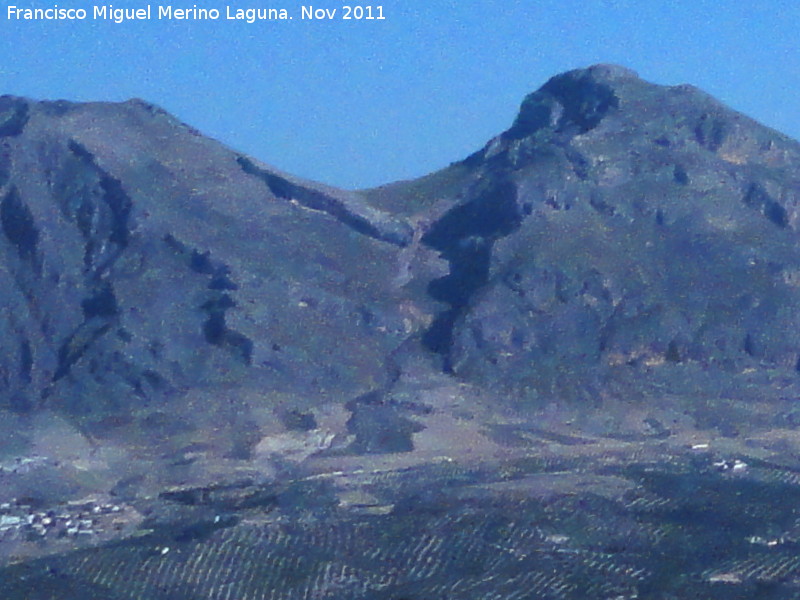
[
  {"left": 8, "top": 65, "right": 800, "bottom": 599},
  {"left": 5, "top": 66, "right": 800, "bottom": 587},
  {"left": 3, "top": 63, "right": 800, "bottom": 425},
  {"left": 365, "top": 64, "right": 800, "bottom": 403}
]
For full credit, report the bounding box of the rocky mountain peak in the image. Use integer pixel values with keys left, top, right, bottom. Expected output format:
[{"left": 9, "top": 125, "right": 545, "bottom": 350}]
[
  {"left": 364, "top": 65, "right": 800, "bottom": 405},
  {"left": 505, "top": 63, "right": 637, "bottom": 139}
]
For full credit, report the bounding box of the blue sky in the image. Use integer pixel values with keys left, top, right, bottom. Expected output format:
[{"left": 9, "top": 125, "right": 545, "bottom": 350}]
[{"left": 2, "top": 0, "right": 799, "bottom": 189}]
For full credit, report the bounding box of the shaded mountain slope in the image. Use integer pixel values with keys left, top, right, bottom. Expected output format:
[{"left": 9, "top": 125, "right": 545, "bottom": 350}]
[{"left": 0, "top": 95, "right": 421, "bottom": 429}]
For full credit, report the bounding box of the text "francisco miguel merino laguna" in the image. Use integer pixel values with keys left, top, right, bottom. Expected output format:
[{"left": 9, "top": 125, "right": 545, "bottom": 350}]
[{"left": 7, "top": 5, "right": 386, "bottom": 23}]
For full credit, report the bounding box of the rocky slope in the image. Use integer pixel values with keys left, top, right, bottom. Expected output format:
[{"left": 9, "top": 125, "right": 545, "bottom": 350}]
[
  {"left": 0, "top": 94, "right": 431, "bottom": 451},
  {"left": 368, "top": 64, "right": 800, "bottom": 405},
  {"left": 5, "top": 65, "right": 800, "bottom": 598}
]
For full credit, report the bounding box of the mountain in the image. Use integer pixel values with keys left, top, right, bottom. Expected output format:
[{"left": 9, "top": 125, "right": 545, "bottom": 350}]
[
  {"left": 0, "top": 94, "right": 417, "bottom": 407},
  {"left": 4, "top": 65, "right": 800, "bottom": 598},
  {"left": 368, "top": 64, "right": 800, "bottom": 404}
]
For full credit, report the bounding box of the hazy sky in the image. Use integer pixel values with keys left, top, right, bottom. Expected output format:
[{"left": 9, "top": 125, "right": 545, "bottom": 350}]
[{"left": 3, "top": 1, "right": 799, "bottom": 189}]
